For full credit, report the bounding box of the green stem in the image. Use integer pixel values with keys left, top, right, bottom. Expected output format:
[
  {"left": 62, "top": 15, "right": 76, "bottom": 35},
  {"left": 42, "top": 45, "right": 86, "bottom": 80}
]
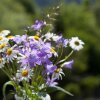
[
  {"left": 57, "top": 50, "right": 74, "bottom": 65},
  {"left": 11, "top": 61, "right": 17, "bottom": 75},
  {"left": 1, "top": 68, "right": 10, "bottom": 79},
  {"left": 6, "top": 63, "right": 13, "bottom": 78},
  {"left": 55, "top": 46, "right": 63, "bottom": 64}
]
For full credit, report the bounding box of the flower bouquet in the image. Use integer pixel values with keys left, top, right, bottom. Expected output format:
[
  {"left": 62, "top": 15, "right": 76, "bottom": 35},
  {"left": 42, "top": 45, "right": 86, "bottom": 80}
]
[{"left": 0, "top": 6, "right": 84, "bottom": 100}]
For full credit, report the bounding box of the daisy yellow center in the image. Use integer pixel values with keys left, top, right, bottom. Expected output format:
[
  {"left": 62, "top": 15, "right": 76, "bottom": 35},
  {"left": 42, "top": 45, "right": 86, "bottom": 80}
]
[
  {"left": 0, "top": 36, "right": 3, "bottom": 40},
  {"left": 0, "top": 43, "right": 6, "bottom": 49},
  {"left": 55, "top": 68, "right": 60, "bottom": 73},
  {"left": 50, "top": 48, "right": 56, "bottom": 53},
  {"left": 0, "top": 58, "right": 2, "bottom": 63},
  {"left": 6, "top": 48, "right": 12, "bottom": 55},
  {"left": 7, "top": 35, "right": 14, "bottom": 39},
  {"left": 33, "top": 35, "right": 40, "bottom": 40},
  {"left": 74, "top": 41, "right": 80, "bottom": 46},
  {"left": 21, "top": 70, "right": 28, "bottom": 77}
]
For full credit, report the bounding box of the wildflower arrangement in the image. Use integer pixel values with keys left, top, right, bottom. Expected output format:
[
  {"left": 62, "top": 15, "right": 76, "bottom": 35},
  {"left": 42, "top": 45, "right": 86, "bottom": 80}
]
[{"left": 1, "top": 7, "right": 84, "bottom": 100}]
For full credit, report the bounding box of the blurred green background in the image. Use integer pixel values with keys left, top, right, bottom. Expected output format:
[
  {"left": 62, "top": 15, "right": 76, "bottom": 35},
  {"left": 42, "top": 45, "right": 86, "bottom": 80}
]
[{"left": 0, "top": 0, "right": 100, "bottom": 100}]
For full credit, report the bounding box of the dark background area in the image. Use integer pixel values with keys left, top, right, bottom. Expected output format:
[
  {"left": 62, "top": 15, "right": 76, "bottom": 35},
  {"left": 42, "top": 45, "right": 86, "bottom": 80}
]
[{"left": 0, "top": 0, "right": 100, "bottom": 100}]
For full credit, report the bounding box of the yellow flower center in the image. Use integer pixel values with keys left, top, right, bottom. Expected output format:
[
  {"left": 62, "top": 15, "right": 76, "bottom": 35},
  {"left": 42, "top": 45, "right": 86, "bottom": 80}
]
[
  {"left": 21, "top": 70, "right": 28, "bottom": 77},
  {"left": 33, "top": 35, "right": 40, "bottom": 40},
  {"left": 0, "top": 43, "right": 6, "bottom": 49},
  {"left": 7, "top": 35, "right": 14, "bottom": 39},
  {"left": 0, "top": 58, "right": 2, "bottom": 63},
  {"left": 0, "top": 36, "right": 3, "bottom": 40},
  {"left": 6, "top": 48, "right": 12, "bottom": 55},
  {"left": 50, "top": 48, "right": 56, "bottom": 53},
  {"left": 55, "top": 68, "right": 60, "bottom": 73}
]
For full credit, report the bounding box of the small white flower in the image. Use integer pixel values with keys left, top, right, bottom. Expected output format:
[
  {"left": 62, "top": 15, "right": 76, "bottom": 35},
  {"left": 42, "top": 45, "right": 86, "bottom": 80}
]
[
  {"left": 0, "top": 36, "right": 9, "bottom": 44},
  {"left": 0, "top": 43, "right": 8, "bottom": 52},
  {"left": 53, "top": 68, "right": 65, "bottom": 80},
  {"left": 0, "top": 30, "right": 10, "bottom": 44},
  {"left": 0, "top": 30, "right": 10, "bottom": 36},
  {"left": 69, "top": 37, "right": 84, "bottom": 51},
  {"left": 6, "top": 46, "right": 18, "bottom": 62},
  {"left": 0, "top": 57, "right": 6, "bottom": 68},
  {"left": 44, "top": 32, "right": 61, "bottom": 42},
  {"left": 44, "top": 32, "right": 54, "bottom": 41},
  {"left": 16, "top": 66, "right": 33, "bottom": 82},
  {"left": 52, "top": 35, "right": 61, "bottom": 42}
]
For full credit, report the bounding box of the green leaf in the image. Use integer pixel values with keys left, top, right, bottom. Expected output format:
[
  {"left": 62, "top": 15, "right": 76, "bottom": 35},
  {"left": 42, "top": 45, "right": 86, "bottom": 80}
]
[
  {"left": 46, "top": 87, "right": 57, "bottom": 93},
  {"left": 51, "top": 86, "right": 74, "bottom": 96},
  {"left": 3, "top": 81, "right": 15, "bottom": 100}
]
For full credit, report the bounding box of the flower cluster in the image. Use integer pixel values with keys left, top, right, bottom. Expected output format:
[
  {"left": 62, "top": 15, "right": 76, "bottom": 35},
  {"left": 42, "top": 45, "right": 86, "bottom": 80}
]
[{"left": 1, "top": 20, "right": 84, "bottom": 100}]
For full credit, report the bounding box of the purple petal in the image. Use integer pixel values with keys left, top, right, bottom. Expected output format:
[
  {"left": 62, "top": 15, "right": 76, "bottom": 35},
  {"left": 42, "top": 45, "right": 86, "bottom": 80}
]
[{"left": 62, "top": 60, "right": 74, "bottom": 69}]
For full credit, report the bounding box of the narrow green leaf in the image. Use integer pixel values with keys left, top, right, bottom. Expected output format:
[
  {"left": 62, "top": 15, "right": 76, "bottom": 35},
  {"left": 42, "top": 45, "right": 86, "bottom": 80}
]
[
  {"left": 46, "top": 87, "right": 57, "bottom": 93},
  {"left": 3, "top": 81, "right": 15, "bottom": 100},
  {"left": 52, "top": 86, "right": 74, "bottom": 96}
]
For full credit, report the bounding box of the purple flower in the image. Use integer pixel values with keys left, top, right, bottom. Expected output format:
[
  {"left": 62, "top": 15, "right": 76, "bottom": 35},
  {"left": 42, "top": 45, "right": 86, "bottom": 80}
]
[
  {"left": 31, "top": 20, "right": 45, "bottom": 31},
  {"left": 13, "top": 35, "right": 27, "bottom": 44},
  {"left": 54, "top": 35, "right": 68, "bottom": 47},
  {"left": 28, "top": 54, "right": 42, "bottom": 68},
  {"left": 46, "top": 77, "right": 58, "bottom": 87},
  {"left": 45, "top": 63, "right": 57, "bottom": 74},
  {"left": 39, "top": 42, "right": 53, "bottom": 58},
  {"left": 62, "top": 60, "right": 74, "bottom": 69},
  {"left": 13, "top": 35, "right": 22, "bottom": 44}
]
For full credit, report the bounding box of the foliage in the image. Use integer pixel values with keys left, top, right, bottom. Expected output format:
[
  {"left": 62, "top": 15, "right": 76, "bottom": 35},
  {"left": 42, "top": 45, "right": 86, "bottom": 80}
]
[
  {"left": 0, "top": 0, "right": 100, "bottom": 99},
  {"left": 0, "top": 0, "right": 38, "bottom": 34},
  {"left": 52, "top": 1, "right": 100, "bottom": 99}
]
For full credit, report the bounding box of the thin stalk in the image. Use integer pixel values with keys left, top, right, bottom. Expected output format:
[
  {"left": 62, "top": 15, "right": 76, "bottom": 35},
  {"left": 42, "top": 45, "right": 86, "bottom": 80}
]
[
  {"left": 6, "top": 63, "right": 13, "bottom": 77},
  {"left": 1, "top": 68, "right": 10, "bottom": 78},
  {"left": 57, "top": 50, "right": 74, "bottom": 65},
  {"left": 55, "top": 46, "right": 63, "bottom": 64}
]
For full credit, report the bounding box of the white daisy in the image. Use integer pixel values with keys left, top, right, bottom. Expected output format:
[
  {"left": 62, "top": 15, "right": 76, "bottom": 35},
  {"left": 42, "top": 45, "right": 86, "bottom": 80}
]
[
  {"left": 53, "top": 68, "right": 65, "bottom": 80},
  {"left": 0, "top": 43, "right": 8, "bottom": 52},
  {"left": 6, "top": 46, "right": 18, "bottom": 62},
  {"left": 69, "top": 37, "right": 84, "bottom": 51},
  {"left": 16, "top": 66, "right": 33, "bottom": 82},
  {"left": 44, "top": 32, "right": 54, "bottom": 41},
  {"left": 0, "top": 30, "right": 10, "bottom": 36},
  {"left": 52, "top": 35, "right": 61, "bottom": 42},
  {"left": 0, "top": 36, "right": 9, "bottom": 44},
  {"left": 0, "top": 57, "right": 6, "bottom": 68},
  {"left": 44, "top": 32, "right": 61, "bottom": 42}
]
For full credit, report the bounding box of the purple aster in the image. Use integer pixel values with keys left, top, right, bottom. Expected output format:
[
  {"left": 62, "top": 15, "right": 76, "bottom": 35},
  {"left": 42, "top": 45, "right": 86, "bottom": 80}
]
[
  {"left": 20, "top": 58, "right": 28, "bottom": 67},
  {"left": 61, "top": 60, "right": 74, "bottom": 69},
  {"left": 21, "top": 34, "right": 27, "bottom": 41},
  {"left": 56, "top": 36, "right": 68, "bottom": 47},
  {"left": 28, "top": 54, "right": 41, "bottom": 68},
  {"left": 45, "top": 63, "right": 57, "bottom": 74},
  {"left": 46, "top": 77, "right": 58, "bottom": 87},
  {"left": 39, "top": 42, "right": 53, "bottom": 58},
  {"left": 37, "top": 50, "right": 47, "bottom": 58},
  {"left": 13, "top": 35, "right": 27, "bottom": 44},
  {"left": 31, "top": 20, "right": 46, "bottom": 31},
  {"left": 13, "top": 35, "right": 22, "bottom": 44}
]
